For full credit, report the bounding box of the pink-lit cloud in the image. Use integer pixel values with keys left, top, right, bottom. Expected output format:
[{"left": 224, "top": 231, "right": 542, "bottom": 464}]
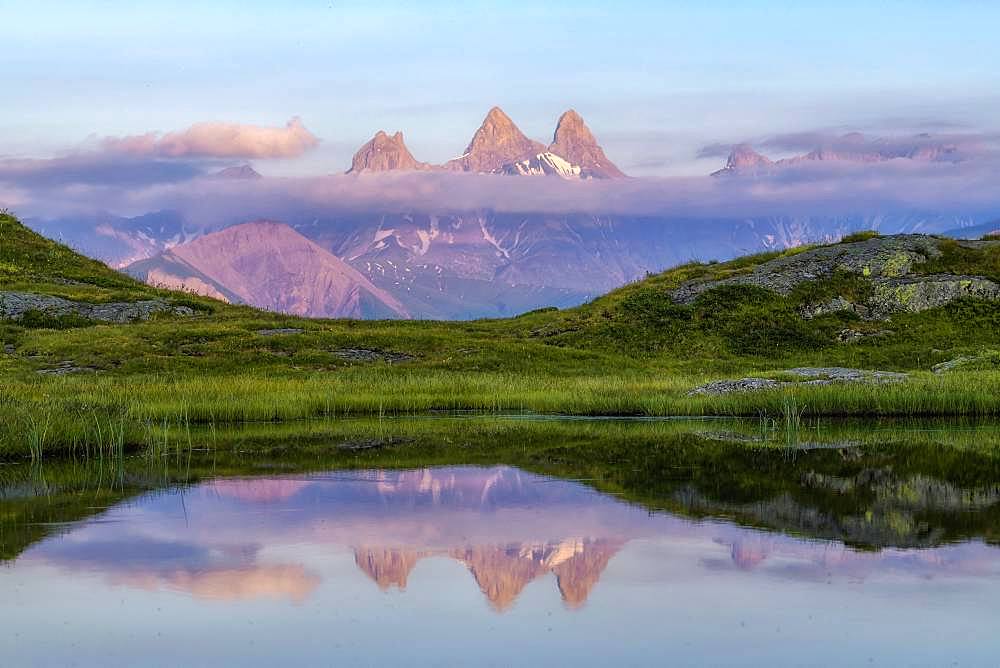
[{"left": 100, "top": 117, "right": 319, "bottom": 159}]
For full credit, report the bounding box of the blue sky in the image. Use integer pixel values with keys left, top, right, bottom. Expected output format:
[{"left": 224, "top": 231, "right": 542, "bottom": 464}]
[{"left": 4, "top": 0, "right": 1000, "bottom": 176}]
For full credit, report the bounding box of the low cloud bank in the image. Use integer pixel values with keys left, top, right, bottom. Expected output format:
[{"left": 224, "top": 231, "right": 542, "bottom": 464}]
[
  {"left": 13, "top": 159, "right": 995, "bottom": 226},
  {"left": 2, "top": 129, "right": 999, "bottom": 226}
]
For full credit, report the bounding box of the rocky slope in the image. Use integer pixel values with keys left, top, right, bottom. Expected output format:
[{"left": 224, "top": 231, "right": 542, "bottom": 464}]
[
  {"left": 671, "top": 234, "right": 1000, "bottom": 320},
  {"left": 127, "top": 221, "right": 409, "bottom": 319}
]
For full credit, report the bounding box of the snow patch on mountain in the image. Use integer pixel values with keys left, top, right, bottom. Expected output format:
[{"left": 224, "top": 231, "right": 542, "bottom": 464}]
[{"left": 502, "top": 152, "right": 583, "bottom": 179}]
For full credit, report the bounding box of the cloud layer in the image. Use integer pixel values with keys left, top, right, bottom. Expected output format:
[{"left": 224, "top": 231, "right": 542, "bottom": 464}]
[
  {"left": 2, "top": 126, "right": 999, "bottom": 228},
  {"left": 100, "top": 117, "right": 319, "bottom": 159}
]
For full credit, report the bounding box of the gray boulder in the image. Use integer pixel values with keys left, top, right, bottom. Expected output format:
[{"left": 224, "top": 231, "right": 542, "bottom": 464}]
[
  {"left": 688, "top": 367, "right": 908, "bottom": 396},
  {"left": 0, "top": 291, "right": 194, "bottom": 324}
]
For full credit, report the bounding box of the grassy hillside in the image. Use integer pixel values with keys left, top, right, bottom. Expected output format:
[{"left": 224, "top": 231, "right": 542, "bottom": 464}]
[{"left": 3, "top": 211, "right": 1000, "bottom": 458}]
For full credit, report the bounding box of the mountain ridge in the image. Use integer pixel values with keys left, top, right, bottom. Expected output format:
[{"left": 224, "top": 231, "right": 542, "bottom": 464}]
[
  {"left": 345, "top": 106, "right": 626, "bottom": 179},
  {"left": 127, "top": 221, "right": 410, "bottom": 319}
]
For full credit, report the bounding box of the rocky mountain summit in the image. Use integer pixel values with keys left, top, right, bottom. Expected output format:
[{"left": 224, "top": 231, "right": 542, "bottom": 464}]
[
  {"left": 347, "top": 130, "right": 429, "bottom": 173},
  {"left": 710, "top": 144, "right": 773, "bottom": 176},
  {"left": 345, "top": 106, "right": 625, "bottom": 179},
  {"left": 445, "top": 106, "right": 547, "bottom": 174},
  {"left": 671, "top": 234, "right": 1000, "bottom": 320},
  {"left": 548, "top": 109, "right": 625, "bottom": 179}
]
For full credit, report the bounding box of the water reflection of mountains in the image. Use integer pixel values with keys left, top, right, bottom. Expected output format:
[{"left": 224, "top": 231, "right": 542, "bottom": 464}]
[
  {"left": 15, "top": 465, "right": 1000, "bottom": 611},
  {"left": 211, "top": 468, "right": 627, "bottom": 610}
]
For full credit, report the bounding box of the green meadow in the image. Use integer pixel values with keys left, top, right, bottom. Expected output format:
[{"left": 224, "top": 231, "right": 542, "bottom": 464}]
[{"left": 3, "top": 211, "right": 1000, "bottom": 459}]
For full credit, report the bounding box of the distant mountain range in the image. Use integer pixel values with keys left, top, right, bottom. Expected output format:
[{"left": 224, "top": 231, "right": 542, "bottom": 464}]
[
  {"left": 23, "top": 107, "right": 998, "bottom": 320},
  {"left": 712, "top": 132, "right": 962, "bottom": 176},
  {"left": 348, "top": 107, "right": 625, "bottom": 179}
]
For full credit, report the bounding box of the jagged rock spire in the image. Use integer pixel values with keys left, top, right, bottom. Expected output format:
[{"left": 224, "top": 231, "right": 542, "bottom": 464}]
[
  {"left": 548, "top": 109, "right": 625, "bottom": 178},
  {"left": 347, "top": 130, "right": 429, "bottom": 173},
  {"left": 445, "top": 106, "right": 546, "bottom": 173}
]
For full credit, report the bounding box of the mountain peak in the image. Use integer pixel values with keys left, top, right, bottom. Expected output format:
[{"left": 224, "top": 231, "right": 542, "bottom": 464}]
[
  {"left": 211, "top": 164, "right": 262, "bottom": 180},
  {"left": 553, "top": 109, "right": 593, "bottom": 144},
  {"left": 445, "top": 107, "right": 546, "bottom": 173},
  {"left": 549, "top": 109, "right": 625, "bottom": 179},
  {"left": 485, "top": 106, "right": 512, "bottom": 123},
  {"left": 711, "top": 144, "right": 774, "bottom": 176},
  {"left": 347, "top": 130, "right": 428, "bottom": 174}
]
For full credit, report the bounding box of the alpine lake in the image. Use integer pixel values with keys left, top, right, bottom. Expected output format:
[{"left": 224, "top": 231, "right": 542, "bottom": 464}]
[{"left": 3, "top": 414, "right": 1000, "bottom": 667}]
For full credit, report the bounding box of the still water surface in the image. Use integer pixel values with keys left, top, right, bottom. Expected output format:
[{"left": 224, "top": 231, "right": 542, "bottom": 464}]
[
  {"left": 2, "top": 418, "right": 1000, "bottom": 666},
  {"left": 2, "top": 466, "right": 1000, "bottom": 665}
]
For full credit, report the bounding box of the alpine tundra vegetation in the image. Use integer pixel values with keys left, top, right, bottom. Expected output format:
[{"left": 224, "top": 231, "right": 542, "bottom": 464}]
[{"left": 2, "top": 211, "right": 1000, "bottom": 458}]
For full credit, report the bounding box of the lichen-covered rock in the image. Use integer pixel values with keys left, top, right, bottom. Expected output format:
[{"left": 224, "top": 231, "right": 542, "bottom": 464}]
[
  {"left": 785, "top": 367, "right": 908, "bottom": 382},
  {"left": 868, "top": 275, "right": 1000, "bottom": 319},
  {"left": 836, "top": 328, "right": 893, "bottom": 343},
  {"left": 932, "top": 350, "right": 1000, "bottom": 374},
  {"left": 256, "top": 328, "right": 304, "bottom": 336},
  {"left": 36, "top": 360, "right": 98, "bottom": 375},
  {"left": 687, "top": 377, "right": 784, "bottom": 396},
  {"left": 0, "top": 291, "right": 194, "bottom": 324},
  {"left": 672, "top": 234, "right": 942, "bottom": 304},
  {"left": 800, "top": 297, "right": 870, "bottom": 320},
  {"left": 688, "top": 367, "right": 908, "bottom": 396},
  {"left": 673, "top": 234, "right": 1000, "bottom": 321},
  {"left": 330, "top": 348, "right": 413, "bottom": 363}
]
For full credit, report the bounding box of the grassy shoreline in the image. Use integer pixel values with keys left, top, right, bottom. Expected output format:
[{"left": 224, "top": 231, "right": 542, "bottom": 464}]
[
  {"left": 4, "top": 368, "right": 1000, "bottom": 459},
  {"left": 5, "top": 414, "right": 1000, "bottom": 560}
]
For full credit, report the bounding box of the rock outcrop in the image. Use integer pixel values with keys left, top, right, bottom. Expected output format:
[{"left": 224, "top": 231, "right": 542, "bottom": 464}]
[
  {"left": 444, "top": 107, "right": 546, "bottom": 173},
  {"left": 0, "top": 291, "right": 194, "bottom": 324},
  {"left": 347, "top": 131, "right": 430, "bottom": 173},
  {"left": 688, "top": 367, "right": 909, "bottom": 396},
  {"left": 547, "top": 109, "right": 625, "bottom": 179},
  {"left": 671, "top": 234, "right": 1000, "bottom": 321}
]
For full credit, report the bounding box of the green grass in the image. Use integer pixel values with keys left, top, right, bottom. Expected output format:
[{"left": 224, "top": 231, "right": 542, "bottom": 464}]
[{"left": 4, "top": 211, "right": 1000, "bottom": 459}]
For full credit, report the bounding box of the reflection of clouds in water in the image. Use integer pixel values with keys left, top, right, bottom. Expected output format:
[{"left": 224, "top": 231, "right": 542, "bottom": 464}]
[
  {"left": 705, "top": 534, "right": 1000, "bottom": 582},
  {"left": 32, "top": 534, "right": 321, "bottom": 603},
  {"left": 208, "top": 477, "right": 312, "bottom": 503},
  {"left": 113, "top": 565, "right": 321, "bottom": 603},
  {"left": 20, "top": 467, "right": 1000, "bottom": 611}
]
